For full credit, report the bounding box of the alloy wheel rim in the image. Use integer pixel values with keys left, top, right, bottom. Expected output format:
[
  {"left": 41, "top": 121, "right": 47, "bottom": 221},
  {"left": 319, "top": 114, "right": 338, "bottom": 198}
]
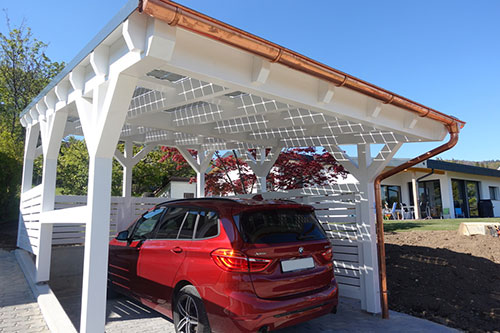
[{"left": 177, "top": 294, "right": 199, "bottom": 333}]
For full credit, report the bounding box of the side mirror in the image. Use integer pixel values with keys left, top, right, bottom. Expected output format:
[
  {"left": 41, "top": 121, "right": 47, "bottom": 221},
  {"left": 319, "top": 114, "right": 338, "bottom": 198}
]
[{"left": 116, "top": 230, "right": 129, "bottom": 241}]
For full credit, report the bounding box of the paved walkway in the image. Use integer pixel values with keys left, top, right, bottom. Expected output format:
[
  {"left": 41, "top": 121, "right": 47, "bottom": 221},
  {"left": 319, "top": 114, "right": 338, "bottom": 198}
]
[
  {"left": 2, "top": 248, "right": 458, "bottom": 333},
  {"left": 0, "top": 250, "right": 49, "bottom": 333},
  {"left": 50, "top": 276, "right": 458, "bottom": 333}
]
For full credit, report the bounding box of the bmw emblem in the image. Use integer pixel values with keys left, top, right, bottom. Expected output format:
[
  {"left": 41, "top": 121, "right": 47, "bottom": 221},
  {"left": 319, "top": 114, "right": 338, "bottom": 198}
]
[{"left": 298, "top": 247, "right": 304, "bottom": 254}]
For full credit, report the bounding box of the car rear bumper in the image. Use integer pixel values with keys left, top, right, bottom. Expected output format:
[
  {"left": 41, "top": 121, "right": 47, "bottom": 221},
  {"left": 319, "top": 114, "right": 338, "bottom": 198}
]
[{"left": 210, "top": 278, "right": 338, "bottom": 332}]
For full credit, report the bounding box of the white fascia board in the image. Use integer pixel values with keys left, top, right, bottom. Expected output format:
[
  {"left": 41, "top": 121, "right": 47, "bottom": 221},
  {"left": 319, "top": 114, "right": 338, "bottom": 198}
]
[
  {"left": 148, "top": 26, "right": 447, "bottom": 142},
  {"left": 19, "top": 0, "right": 139, "bottom": 119}
]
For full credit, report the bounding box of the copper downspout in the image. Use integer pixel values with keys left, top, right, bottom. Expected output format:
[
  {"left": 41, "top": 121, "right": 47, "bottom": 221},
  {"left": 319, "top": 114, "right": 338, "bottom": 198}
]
[
  {"left": 374, "top": 123, "right": 459, "bottom": 319},
  {"left": 141, "top": 0, "right": 465, "bottom": 129},
  {"left": 140, "top": 0, "right": 465, "bottom": 319}
]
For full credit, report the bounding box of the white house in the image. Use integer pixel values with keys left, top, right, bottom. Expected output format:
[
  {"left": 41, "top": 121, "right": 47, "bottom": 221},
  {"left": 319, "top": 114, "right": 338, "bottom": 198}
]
[
  {"left": 157, "top": 176, "right": 196, "bottom": 198},
  {"left": 336, "top": 158, "right": 500, "bottom": 219},
  {"left": 380, "top": 159, "right": 500, "bottom": 218}
]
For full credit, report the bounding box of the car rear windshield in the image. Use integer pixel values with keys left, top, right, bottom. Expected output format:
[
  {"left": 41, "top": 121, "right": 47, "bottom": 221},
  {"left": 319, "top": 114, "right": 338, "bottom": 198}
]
[{"left": 237, "top": 209, "right": 327, "bottom": 244}]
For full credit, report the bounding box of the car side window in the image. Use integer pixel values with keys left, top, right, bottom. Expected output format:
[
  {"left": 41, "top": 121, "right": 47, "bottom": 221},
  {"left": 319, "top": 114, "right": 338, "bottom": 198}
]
[
  {"left": 131, "top": 207, "right": 165, "bottom": 240},
  {"left": 177, "top": 211, "right": 198, "bottom": 239},
  {"left": 195, "top": 211, "right": 219, "bottom": 239},
  {"left": 155, "top": 207, "right": 188, "bottom": 239}
]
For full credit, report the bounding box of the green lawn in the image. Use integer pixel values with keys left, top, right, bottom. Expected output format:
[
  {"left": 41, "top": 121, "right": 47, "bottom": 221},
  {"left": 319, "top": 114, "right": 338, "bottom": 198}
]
[{"left": 383, "top": 217, "right": 500, "bottom": 232}]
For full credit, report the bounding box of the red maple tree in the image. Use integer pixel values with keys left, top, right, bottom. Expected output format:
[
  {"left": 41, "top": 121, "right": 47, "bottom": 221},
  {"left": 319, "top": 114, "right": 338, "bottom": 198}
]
[{"left": 159, "top": 146, "right": 348, "bottom": 196}]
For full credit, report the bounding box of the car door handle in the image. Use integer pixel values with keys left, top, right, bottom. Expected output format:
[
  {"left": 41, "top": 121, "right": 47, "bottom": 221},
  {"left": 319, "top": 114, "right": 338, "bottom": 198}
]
[{"left": 171, "top": 247, "right": 183, "bottom": 254}]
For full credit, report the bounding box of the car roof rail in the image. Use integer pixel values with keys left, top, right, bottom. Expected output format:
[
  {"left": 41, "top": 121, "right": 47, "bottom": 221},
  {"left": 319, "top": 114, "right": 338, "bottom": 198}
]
[{"left": 157, "top": 197, "right": 238, "bottom": 206}]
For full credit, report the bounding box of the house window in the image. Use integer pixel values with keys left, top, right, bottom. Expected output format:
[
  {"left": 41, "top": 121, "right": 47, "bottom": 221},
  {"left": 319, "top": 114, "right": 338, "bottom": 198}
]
[
  {"left": 381, "top": 185, "right": 401, "bottom": 209},
  {"left": 489, "top": 186, "right": 499, "bottom": 200},
  {"left": 452, "top": 179, "right": 481, "bottom": 218},
  {"left": 183, "top": 192, "right": 195, "bottom": 199}
]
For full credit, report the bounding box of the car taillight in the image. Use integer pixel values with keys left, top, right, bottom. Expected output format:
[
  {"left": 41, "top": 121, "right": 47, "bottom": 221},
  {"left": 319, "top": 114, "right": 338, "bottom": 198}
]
[
  {"left": 321, "top": 248, "right": 333, "bottom": 261},
  {"left": 211, "top": 249, "right": 272, "bottom": 272}
]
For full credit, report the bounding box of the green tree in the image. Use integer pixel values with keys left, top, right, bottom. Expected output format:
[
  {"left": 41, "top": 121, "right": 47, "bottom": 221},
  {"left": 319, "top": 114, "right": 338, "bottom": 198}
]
[
  {"left": 0, "top": 17, "right": 64, "bottom": 139},
  {"left": 0, "top": 17, "right": 64, "bottom": 218},
  {"left": 0, "top": 123, "right": 23, "bottom": 219},
  {"left": 132, "top": 148, "right": 195, "bottom": 196},
  {"left": 33, "top": 138, "right": 192, "bottom": 197},
  {"left": 55, "top": 137, "right": 123, "bottom": 196}
]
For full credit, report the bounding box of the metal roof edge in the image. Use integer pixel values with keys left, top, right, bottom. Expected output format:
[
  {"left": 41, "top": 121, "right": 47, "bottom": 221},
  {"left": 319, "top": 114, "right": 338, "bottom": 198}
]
[
  {"left": 19, "top": 0, "right": 139, "bottom": 119},
  {"left": 426, "top": 160, "right": 500, "bottom": 178}
]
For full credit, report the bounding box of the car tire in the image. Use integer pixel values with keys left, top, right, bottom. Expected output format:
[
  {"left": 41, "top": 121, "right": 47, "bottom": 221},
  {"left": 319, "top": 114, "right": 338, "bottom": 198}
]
[{"left": 174, "top": 285, "right": 211, "bottom": 333}]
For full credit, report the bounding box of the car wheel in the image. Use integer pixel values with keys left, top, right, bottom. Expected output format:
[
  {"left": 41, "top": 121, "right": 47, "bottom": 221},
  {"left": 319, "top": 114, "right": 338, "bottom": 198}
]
[{"left": 174, "top": 285, "right": 211, "bottom": 333}]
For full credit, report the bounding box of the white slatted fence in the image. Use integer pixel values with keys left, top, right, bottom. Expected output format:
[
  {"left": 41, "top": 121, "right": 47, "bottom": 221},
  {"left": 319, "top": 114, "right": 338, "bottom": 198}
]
[
  {"left": 18, "top": 185, "right": 43, "bottom": 254},
  {"left": 18, "top": 195, "right": 167, "bottom": 250}
]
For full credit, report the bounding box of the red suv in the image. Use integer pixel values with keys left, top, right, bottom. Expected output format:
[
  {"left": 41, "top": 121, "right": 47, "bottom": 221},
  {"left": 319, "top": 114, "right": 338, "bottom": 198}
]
[{"left": 108, "top": 198, "right": 338, "bottom": 332}]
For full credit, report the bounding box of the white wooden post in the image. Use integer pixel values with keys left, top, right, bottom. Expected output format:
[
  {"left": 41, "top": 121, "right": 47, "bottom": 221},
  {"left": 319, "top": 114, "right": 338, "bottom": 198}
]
[
  {"left": 114, "top": 141, "right": 155, "bottom": 197},
  {"left": 245, "top": 146, "right": 282, "bottom": 193},
  {"left": 75, "top": 72, "right": 138, "bottom": 333},
  {"left": 18, "top": 122, "right": 40, "bottom": 249},
  {"left": 326, "top": 142, "right": 402, "bottom": 314},
  {"left": 20, "top": 123, "right": 40, "bottom": 193},
  {"left": 123, "top": 140, "right": 133, "bottom": 197},
  {"left": 177, "top": 147, "right": 215, "bottom": 198},
  {"left": 197, "top": 172, "right": 206, "bottom": 197},
  {"left": 36, "top": 109, "right": 68, "bottom": 282},
  {"left": 411, "top": 172, "right": 421, "bottom": 219}
]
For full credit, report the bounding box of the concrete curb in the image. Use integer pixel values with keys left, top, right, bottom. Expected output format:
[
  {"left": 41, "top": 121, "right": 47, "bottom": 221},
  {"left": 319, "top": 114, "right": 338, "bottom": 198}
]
[{"left": 15, "top": 249, "right": 77, "bottom": 333}]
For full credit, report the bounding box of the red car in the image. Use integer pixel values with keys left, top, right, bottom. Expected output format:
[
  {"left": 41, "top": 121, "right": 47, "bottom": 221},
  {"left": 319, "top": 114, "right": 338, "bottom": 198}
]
[{"left": 108, "top": 198, "right": 338, "bottom": 332}]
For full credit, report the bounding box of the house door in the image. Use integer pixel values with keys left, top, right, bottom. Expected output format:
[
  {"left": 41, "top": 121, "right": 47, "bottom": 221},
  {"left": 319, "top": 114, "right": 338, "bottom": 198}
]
[
  {"left": 452, "top": 179, "right": 480, "bottom": 218},
  {"left": 466, "top": 181, "right": 480, "bottom": 217},
  {"left": 418, "top": 180, "right": 443, "bottom": 218}
]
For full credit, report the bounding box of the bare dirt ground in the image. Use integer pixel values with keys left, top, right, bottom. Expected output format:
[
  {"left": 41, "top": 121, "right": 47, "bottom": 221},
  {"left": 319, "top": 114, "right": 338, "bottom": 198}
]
[{"left": 385, "top": 230, "right": 500, "bottom": 333}]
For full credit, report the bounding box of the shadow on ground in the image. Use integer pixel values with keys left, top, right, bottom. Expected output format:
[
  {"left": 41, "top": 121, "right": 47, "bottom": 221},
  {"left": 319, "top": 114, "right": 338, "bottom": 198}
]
[
  {"left": 50, "top": 276, "right": 170, "bottom": 330},
  {"left": 0, "top": 219, "right": 18, "bottom": 250},
  {"left": 386, "top": 243, "right": 500, "bottom": 332}
]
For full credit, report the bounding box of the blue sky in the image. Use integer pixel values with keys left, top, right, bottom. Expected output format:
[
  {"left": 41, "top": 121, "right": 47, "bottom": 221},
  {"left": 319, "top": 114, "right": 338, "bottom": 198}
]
[{"left": 2, "top": 0, "right": 499, "bottom": 161}]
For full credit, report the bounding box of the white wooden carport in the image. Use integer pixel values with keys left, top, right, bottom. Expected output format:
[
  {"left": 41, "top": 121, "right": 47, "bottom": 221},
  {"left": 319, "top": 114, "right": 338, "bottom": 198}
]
[{"left": 17, "top": 1, "right": 464, "bottom": 332}]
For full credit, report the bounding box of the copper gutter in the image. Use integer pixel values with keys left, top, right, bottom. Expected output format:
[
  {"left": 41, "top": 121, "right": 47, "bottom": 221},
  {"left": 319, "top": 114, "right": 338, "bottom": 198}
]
[
  {"left": 374, "top": 123, "right": 459, "bottom": 319},
  {"left": 140, "top": 0, "right": 465, "bottom": 129},
  {"left": 140, "top": 0, "right": 465, "bottom": 319}
]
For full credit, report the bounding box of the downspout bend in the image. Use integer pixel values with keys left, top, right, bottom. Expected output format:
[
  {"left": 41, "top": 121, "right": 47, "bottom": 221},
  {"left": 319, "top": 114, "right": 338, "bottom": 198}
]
[{"left": 374, "top": 124, "right": 459, "bottom": 319}]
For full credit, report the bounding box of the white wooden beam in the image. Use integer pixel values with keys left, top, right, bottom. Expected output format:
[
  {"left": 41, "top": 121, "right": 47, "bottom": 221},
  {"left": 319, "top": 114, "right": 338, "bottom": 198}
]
[
  {"left": 69, "top": 66, "right": 86, "bottom": 91},
  {"left": 44, "top": 91, "right": 57, "bottom": 116},
  {"left": 36, "top": 109, "right": 68, "bottom": 282},
  {"left": 74, "top": 65, "right": 139, "bottom": 332},
  {"left": 146, "top": 17, "right": 177, "bottom": 61},
  {"left": 132, "top": 143, "right": 155, "bottom": 163},
  {"left": 36, "top": 103, "right": 47, "bottom": 120},
  {"left": 39, "top": 206, "right": 88, "bottom": 224},
  {"left": 177, "top": 147, "right": 214, "bottom": 197},
  {"left": 368, "top": 142, "right": 403, "bottom": 177},
  {"left": 251, "top": 56, "right": 271, "bottom": 86},
  {"left": 114, "top": 142, "right": 155, "bottom": 197},
  {"left": 55, "top": 80, "right": 70, "bottom": 103},
  {"left": 324, "top": 144, "right": 359, "bottom": 178},
  {"left": 244, "top": 146, "right": 282, "bottom": 192},
  {"left": 154, "top": 29, "right": 446, "bottom": 141},
  {"left": 90, "top": 45, "right": 110, "bottom": 78},
  {"left": 20, "top": 123, "right": 40, "bottom": 193},
  {"left": 318, "top": 80, "right": 335, "bottom": 104},
  {"left": 123, "top": 11, "right": 147, "bottom": 53},
  {"left": 30, "top": 107, "right": 39, "bottom": 122},
  {"left": 366, "top": 100, "right": 382, "bottom": 119},
  {"left": 404, "top": 114, "right": 418, "bottom": 129}
]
